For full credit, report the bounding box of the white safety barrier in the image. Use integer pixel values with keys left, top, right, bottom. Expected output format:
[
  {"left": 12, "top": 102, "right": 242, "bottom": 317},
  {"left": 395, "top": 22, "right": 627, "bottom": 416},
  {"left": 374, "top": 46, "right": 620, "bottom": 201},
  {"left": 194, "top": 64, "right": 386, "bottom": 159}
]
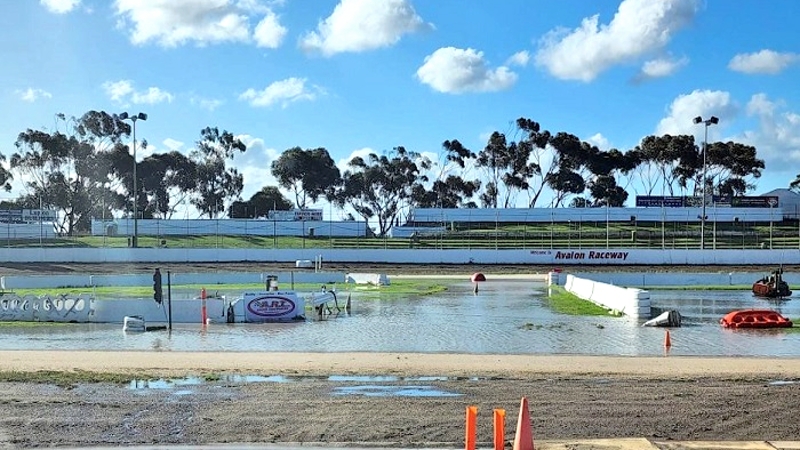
[
  {"left": 0, "top": 294, "right": 94, "bottom": 322},
  {"left": 562, "top": 274, "right": 650, "bottom": 318},
  {"left": 345, "top": 273, "right": 390, "bottom": 286}
]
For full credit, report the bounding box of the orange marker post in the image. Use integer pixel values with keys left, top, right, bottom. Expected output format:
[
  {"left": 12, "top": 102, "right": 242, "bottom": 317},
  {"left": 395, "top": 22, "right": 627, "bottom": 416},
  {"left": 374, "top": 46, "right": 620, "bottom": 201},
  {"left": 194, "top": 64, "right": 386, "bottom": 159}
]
[
  {"left": 465, "top": 406, "right": 477, "bottom": 450},
  {"left": 200, "top": 287, "right": 208, "bottom": 325},
  {"left": 664, "top": 330, "right": 672, "bottom": 348},
  {"left": 493, "top": 409, "right": 506, "bottom": 450}
]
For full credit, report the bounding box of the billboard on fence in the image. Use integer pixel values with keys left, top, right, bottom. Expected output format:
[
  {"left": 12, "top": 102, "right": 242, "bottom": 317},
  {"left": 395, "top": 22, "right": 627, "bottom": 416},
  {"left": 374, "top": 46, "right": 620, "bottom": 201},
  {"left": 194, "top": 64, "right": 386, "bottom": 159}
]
[
  {"left": 635, "top": 196, "right": 685, "bottom": 207},
  {"left": 635, "top": 195, "right": 780, "bottom": 208}
]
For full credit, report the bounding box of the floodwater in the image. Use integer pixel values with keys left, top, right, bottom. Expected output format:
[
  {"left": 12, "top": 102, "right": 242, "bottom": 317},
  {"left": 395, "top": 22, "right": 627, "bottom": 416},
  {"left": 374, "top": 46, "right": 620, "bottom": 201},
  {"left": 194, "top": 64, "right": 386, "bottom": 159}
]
[{"left": 2, "top": 279, "right": 800, "bottom": 357}]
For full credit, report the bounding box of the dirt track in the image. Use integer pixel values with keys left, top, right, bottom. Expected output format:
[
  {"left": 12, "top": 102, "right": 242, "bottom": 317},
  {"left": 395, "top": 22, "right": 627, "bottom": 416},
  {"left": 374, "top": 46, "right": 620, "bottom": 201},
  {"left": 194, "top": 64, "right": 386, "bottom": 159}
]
[{"left": 2, "top": 352, "right": 800, "bottom": 447}]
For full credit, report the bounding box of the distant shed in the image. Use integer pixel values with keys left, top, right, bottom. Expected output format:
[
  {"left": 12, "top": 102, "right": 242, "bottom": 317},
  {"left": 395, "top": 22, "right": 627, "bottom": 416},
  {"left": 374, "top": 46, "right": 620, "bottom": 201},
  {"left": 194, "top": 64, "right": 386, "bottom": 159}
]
[{"left": 762, "top": 188, "right": 800, "bottom": 219}]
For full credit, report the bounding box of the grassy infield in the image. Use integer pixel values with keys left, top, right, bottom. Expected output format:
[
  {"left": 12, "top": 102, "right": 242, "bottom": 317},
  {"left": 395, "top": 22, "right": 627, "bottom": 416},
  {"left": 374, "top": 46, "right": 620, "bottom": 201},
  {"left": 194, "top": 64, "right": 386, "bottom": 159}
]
[{"left": 0, "top": 277, "right": 797, "bottom": 384}]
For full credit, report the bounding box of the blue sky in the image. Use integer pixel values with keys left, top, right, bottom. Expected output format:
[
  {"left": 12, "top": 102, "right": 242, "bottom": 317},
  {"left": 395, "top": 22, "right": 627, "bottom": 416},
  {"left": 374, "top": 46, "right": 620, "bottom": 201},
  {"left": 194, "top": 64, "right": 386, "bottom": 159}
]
[{"left": 3, "top": 0, "right": 800, "bottom": 218}]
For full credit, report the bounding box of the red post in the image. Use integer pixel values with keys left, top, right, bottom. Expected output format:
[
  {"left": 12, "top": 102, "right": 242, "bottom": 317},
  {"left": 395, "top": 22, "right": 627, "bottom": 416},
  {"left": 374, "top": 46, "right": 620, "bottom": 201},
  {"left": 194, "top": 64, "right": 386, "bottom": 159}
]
[
  {"left": 494, "top": 409, "right": 506, "bottom": 450},
  {"left": 465, "top": 406, "right": 477, "bottom": 450},
  {"left": 200, "top": 287, "right": 207, "bottom": 325}
]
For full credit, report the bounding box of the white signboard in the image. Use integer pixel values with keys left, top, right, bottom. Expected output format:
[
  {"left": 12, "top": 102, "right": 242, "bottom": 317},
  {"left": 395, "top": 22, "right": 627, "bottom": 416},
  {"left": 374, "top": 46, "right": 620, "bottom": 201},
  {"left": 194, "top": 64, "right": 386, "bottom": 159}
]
[{"left": 242, "top": 291, "right": 305, "bottom": 322}]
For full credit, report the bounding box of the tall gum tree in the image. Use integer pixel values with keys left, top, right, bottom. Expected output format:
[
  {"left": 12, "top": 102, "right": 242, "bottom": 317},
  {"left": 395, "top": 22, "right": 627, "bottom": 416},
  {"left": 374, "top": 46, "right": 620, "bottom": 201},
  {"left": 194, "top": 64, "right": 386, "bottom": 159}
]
[
  {"left": 10, "top": 111, "right": 129, "bottom": 234},
  {"left": 271, "top": 147, "right": 341, "bottom": 209},
  {"left": 336, "top": 146, "right": 430, "bottom": 236},
  {"left": 190, "top": 127, "right": 246, "bottom": 218},
  {"left": 414, "top": 139, "right": 481, "bottom": 208},
  {"left": 514, "top": 118, "right": 552, "bottom": 208}
]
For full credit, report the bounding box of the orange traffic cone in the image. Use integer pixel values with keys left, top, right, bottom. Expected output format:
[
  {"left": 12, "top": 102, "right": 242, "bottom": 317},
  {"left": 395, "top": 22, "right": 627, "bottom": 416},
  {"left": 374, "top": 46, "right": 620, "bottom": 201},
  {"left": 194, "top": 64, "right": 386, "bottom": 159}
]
[
  {"left": 512, "top": 397, "right": 534, "bottom": 450},
  {"left": 664, "top": 330, "right": 672, "bottom": 348}
]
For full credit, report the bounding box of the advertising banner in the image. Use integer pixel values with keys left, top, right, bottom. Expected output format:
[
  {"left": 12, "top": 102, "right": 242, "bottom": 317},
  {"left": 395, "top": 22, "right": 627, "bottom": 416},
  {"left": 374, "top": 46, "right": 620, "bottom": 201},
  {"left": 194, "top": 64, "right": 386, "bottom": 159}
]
[{"left": 242, "top": 291, "right": 304, "bottom": 322}]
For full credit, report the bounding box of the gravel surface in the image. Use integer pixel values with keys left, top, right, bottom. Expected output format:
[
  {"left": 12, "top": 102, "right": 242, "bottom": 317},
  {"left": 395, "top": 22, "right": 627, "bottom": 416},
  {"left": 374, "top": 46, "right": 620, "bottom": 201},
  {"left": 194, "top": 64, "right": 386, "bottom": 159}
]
[{"left": 1, "top": 366, "right": 798, "bottom": 447}]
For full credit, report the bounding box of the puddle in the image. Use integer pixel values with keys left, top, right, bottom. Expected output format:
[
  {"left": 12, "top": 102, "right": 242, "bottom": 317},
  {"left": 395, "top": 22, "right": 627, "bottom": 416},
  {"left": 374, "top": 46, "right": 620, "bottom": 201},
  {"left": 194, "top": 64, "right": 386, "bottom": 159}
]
[
  {"left": 328, "top": 375, "right": 399, "bottom": 382},
  {"left": 333, "top": 385, "right": 462, "bottom": 397},
  {"left": 128, "top": 374, "right": 469, "bottom": 396},
  {"left": 767, "top": 380, "right": 799, "bottom": 386},
  {"left": 128, "top": 374, "right": 290, "bottom": 390}
]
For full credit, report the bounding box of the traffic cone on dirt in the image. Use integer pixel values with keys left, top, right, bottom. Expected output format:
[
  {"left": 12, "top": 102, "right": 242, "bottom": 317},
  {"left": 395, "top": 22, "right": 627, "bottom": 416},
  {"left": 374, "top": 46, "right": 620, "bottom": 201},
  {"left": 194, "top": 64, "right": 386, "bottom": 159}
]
[
  {"left": 664, "top": 330, "right": 672, "bottom": 348},
  {"left": 512, "top": 397, "right": 534, "bottom": 450}
]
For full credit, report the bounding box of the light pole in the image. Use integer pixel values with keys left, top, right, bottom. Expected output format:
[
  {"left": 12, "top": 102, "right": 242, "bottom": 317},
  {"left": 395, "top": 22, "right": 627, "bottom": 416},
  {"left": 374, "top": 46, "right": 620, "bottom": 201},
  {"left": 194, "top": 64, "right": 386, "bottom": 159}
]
[
  {"left": 693, "top": 115, "right": 719, "bottom": 249},
  {"left": 118, "top": 112, "right": 148, "bottom": 248}
]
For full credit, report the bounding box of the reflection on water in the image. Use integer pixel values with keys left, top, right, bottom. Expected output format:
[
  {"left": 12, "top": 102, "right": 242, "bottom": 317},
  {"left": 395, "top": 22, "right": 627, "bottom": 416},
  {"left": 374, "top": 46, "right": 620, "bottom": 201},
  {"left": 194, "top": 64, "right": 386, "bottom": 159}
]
[{"left": 2, "top": 279, "right": 799, "bottom": 357}]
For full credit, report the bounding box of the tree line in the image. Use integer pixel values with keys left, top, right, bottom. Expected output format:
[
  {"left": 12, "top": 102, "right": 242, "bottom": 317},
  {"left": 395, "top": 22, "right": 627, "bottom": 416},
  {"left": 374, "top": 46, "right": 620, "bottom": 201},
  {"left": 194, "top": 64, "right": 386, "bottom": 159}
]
[{"left": 0, "top": 111, "right": 775, "bottom": 236}]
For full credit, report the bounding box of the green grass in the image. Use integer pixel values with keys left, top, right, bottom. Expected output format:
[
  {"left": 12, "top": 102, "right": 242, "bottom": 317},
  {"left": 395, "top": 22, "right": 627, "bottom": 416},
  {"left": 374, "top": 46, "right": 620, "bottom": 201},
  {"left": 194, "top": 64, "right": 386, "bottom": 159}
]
[
  {"left": 543, "top": 286, "right": 613, "bottom": 316},
  {"left": 6, "top": 279, "right": 448, "bottom": 300},
  {"left": 0, "top": 370, "right": 148, "bottom": 386},
  {"left": 8, "top": 218, "right": 800, "bottom": 250}
]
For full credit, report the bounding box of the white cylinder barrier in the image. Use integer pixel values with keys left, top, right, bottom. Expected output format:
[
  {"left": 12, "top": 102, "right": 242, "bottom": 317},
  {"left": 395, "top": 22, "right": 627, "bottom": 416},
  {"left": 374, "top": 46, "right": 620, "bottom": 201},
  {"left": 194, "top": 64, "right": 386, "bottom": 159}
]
[{"left": 563, "top": 274, "right": 651, "bottom": 319}]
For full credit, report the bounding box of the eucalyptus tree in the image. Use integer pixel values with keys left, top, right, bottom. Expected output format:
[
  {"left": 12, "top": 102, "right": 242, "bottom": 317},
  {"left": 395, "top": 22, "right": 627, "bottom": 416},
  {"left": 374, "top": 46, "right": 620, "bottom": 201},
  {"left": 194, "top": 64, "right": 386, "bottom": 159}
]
[
  {"left": 0, "top": 155, "right": 11, "bottom": 193},
  {"left": 414, "top": 139, "right": 481, "bottom": 208},
  {"left": 412, "top": 175, "right": 482, "bottom": 208},
  {"left": 190, "top": 127, "right": 246, "bottom": 218},
  {"left": 336, "top": 146, "right": 431, "bottom": 236},
  {"left": 705, "top": 141, "right": 764, "bottom": 197},
  {"left": 271, "top": 146, "right": 341, "bottom": 209},
  {"left": 229, "top": 186, "right": 293, "bottom": 218},
  {"left": 136, "top": 151, "right": 197, "bottom": 218},
  {"left": 514, "top": 117, "right": 552, "bottom": 208},
  {"left": 634, "top": 134, "right": 762, "bottom": 198},
  {"left": 633, "top": 134, "right": 698, "bottom": 196},
  {"left": 545, "top": 132, "right": 588, "bottom": 207},
  {"left": 585, "top": 147, "right": 640, "bottom": 207},
  {"left": 475, "top": 131, "right": 536, "bottom": 208},
  {"left": 10, "top": 111, "right": 128, "bottom": 234}
]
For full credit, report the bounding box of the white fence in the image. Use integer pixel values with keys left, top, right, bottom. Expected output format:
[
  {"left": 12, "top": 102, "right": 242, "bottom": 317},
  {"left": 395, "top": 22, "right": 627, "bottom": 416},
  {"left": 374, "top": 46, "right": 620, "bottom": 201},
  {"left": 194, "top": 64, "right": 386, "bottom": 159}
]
[
  {"left": 407, "top": 207, "right": 782, "bottom": 224},
  {"left": 91, "top": 218, "right": 368, "bottom": 237},
  {"left": 0, "top": 222, "right": 56, "bottom": 240},
  {"left": 0, "top": 247, "right": 798, "bottom": 266}
]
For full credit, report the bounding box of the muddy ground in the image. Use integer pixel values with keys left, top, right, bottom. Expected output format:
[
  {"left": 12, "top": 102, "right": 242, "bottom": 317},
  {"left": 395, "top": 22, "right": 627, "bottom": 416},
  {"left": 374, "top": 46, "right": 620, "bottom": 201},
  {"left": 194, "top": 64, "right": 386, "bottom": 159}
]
[{"left": 0, "top": 374, "right": 798, "bottom": 448}]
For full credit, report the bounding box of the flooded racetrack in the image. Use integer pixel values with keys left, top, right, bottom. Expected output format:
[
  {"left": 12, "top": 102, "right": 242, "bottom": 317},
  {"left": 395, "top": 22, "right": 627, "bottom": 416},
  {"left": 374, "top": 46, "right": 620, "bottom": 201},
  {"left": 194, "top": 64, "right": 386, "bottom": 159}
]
[{"left": 2, "top": 279, "right": 799, "bottom": 357}]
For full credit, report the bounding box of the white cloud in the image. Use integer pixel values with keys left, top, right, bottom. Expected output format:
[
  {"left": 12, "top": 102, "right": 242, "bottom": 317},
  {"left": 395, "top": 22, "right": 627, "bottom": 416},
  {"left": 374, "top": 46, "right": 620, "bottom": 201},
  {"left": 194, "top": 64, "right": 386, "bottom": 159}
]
[
  {"left": 741, "top": 94, "right": 800, "bottom": 167},
  {"left": 253, "top": 10, "right": 287, "bottom": 48},
  {"left": 728, "top": 49, "right": 799, "bottom": 75},
  {"left": 416, "top": 47, "right": 518, "bottom": 94},
  {"left": 114, "top": 0, "right": 286, "bottom": 48},
  {"left": 239, "top": 77, "right": 321, "bottom": 108},
  {"left": 300, "top": 0, "right": 428, "bottom": 56},
  {"left": 17, "top": 88, "right": 53, "bottom": 102},
  {"left": 586, "top": 133, "right": 610, "bottom": 150},
  {"left": 102, "top": 80, "right": 134, "bottom": 103},
  {"left": 40, "top": 0, "right": 80, "bottom": 14},
  {"left": 656, "top": 89, "right": 736, "bottom": 136},
  {"left": 506, "top": 51, "right": 531, "bottom": 67},
  {"left": 535, "top": 0, "right": 698, "bottom": 82},
  {"left": 191, "top": 96, "right": 224, "bottom": 111},
  {"left": 132, "top": 87, "right": 174, "bottom": 104},
  {"left": 338, "top": 147, "right": 375, "bottom": 172},
  {"left": 103, "top": 80, "right": 174, "bottom": 105},
  {"left": 638, "top": 56, "right": 688, "bottom": 80},
  {"left": 234, "top": 134, "right": 281, "bottom": 199},
  {"left": 162, "top": 138, "right": 185, "bottom": 152}
]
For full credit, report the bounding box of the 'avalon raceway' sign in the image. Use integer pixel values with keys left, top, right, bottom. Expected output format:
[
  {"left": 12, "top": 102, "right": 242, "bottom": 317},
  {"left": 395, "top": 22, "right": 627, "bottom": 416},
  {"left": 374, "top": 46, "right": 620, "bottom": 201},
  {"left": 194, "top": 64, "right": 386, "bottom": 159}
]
[{"left": 553, "top": 250, "right": 629, "bottom": 261}]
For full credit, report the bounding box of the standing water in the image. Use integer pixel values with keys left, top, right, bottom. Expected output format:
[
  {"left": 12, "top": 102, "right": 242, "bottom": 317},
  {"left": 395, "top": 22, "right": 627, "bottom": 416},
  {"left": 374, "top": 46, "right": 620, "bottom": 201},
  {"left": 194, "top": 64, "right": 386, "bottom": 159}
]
[{"left": 1, "top": 279, "right": 799, "bottom": 356}]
